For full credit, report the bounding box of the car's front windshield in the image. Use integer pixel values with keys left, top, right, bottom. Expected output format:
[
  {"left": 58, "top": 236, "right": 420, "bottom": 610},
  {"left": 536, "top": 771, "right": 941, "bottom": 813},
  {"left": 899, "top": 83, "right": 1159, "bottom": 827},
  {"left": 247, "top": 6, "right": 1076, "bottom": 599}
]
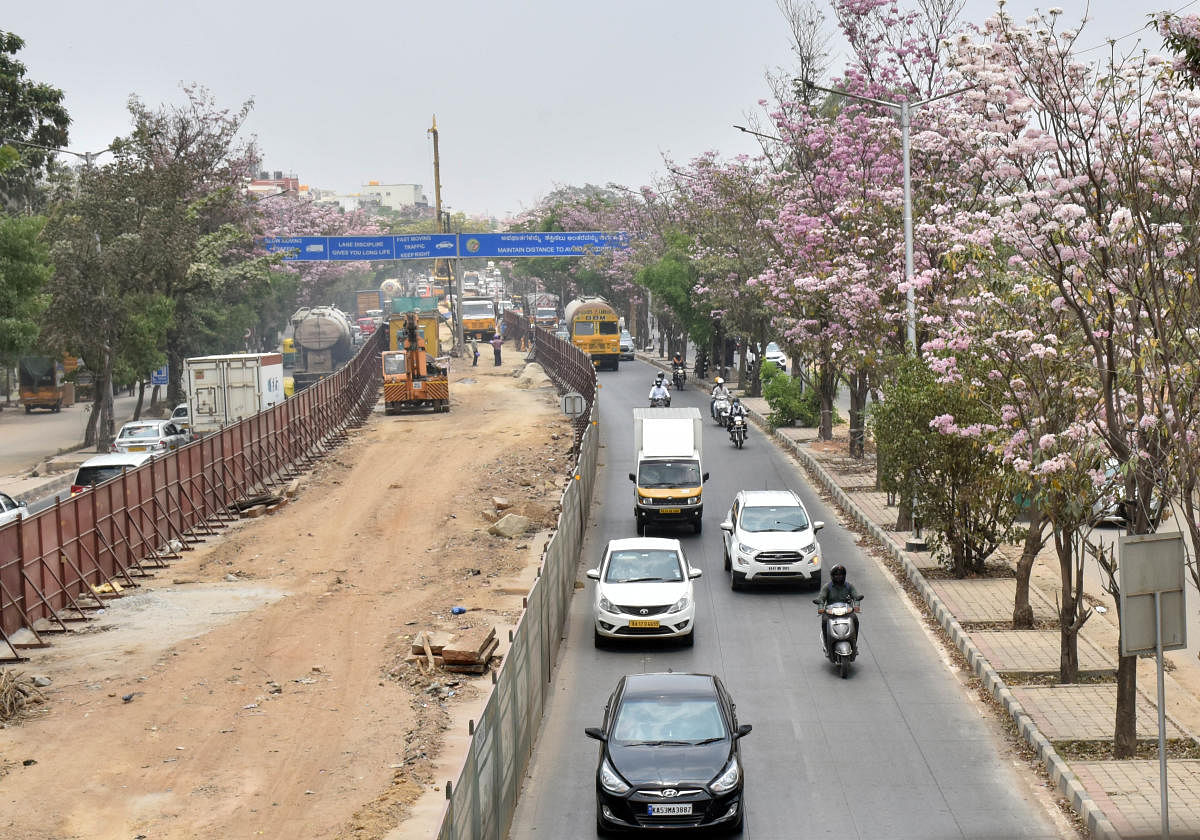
[
  {"left": 740, "top": 505, "right": 809, "bottom": 532},
  {"left": 463, "top": 301, "right": 493, "bottom": 318},
  {"left": 604, "top": 549, "right": 684, "bottom": 583},
  {"left": 612, "top": 697, "right": 727, "bottom": 744},
  {"left": 637, "top": 461, "right": 700, "bottom": 488}
]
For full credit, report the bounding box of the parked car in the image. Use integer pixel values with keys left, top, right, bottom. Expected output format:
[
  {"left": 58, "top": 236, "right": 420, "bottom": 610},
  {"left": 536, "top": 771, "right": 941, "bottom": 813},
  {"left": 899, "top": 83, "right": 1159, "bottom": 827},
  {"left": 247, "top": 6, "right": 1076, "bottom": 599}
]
[
  {"left": 619, "top": 330, "right": 635, "bottom": 360},
  {"left": 1092, "top": 458, "right": 1166, "bottom": 528},
  {"left": 111, "top": 420, "right": 189, "bottom": 454},
  {"left": 0, "top": 491, "right": 29, "bottom": 527},
  {"left": 720, "top": 489, "right": 824, "bottom": 590},
  {"left": 585, "top": 672, "right": 751, "bottom": 833},
  {"left": 70, "top": 452, "right": 157, "bottom": 495},
  {"left": 586, "top": 537, "right": 701, "bottom": 647},
  {"left": 762, "top": 341, "right": 787, "bottom": 372}
]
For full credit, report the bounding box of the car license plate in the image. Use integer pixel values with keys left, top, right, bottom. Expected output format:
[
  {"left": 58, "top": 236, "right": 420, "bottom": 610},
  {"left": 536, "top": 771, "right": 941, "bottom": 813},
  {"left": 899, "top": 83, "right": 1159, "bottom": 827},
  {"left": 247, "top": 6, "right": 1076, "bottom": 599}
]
[
  {"left": 769, "top": 565, "right": 792, "bottom": 572},
  {"left": 648, "top": 803, "right": 692, "bottom": 816},
  {"left": 658, "top": 508, "right": 681, "bottom": 514},
  {"left": 128, "top": 446, "right": 146, "bottom": 452},
  {"left": 628, "top": 619, "right": 660, "bottom": 629}
]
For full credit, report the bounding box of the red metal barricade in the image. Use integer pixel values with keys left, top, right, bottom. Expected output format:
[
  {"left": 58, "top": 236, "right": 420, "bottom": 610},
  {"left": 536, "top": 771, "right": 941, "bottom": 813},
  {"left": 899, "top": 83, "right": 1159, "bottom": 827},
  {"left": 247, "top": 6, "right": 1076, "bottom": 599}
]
[{"left": 0, "top": 328, "right": 384, "bottom": 657}]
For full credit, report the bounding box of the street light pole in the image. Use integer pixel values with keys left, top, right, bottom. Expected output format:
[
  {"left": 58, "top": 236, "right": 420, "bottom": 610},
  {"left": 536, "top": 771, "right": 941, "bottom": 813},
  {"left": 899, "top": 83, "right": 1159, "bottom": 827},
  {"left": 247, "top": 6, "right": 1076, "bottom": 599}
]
[{"left": 802, "top": 81, "right": 973, "bottom": 351}]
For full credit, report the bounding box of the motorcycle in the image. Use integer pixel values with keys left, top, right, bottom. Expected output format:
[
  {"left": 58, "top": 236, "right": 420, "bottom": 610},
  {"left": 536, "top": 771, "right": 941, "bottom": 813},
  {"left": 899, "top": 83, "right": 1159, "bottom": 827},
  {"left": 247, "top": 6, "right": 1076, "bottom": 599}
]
[
  {"left": 728, "top": 413, "right": 747, "bottom": 448},
  {"left": 711, "top": 395, "right": 731, "bottom": 427},
  {"left": 649, "top": 394, "right": 671, "bottom": 407},
  {"left": 672, "top": 363, "right": 686, "bottom": 391},
  {"left": 814, "top": 597, "right": 863, "bottom": 678}
]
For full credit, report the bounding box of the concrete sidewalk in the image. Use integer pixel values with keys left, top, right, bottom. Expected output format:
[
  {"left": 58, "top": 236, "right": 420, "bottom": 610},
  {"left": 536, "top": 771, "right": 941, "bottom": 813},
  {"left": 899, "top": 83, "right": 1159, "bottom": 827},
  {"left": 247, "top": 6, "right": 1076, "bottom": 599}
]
[{"left": 740, "top": 394, "right": 1200, "bottom": 840}]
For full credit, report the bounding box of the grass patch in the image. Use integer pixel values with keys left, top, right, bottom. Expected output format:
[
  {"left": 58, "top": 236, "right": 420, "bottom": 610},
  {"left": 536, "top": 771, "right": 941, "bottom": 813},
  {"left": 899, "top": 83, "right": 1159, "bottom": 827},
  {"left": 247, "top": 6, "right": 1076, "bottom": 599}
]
[{"left": 1053, "top": 739, "right": 1200, "bottom": 761}]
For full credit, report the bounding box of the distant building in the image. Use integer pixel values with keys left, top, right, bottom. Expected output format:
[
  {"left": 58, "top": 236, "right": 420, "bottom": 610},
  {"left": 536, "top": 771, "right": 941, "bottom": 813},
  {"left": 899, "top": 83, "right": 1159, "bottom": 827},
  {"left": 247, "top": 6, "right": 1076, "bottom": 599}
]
[
  {"left": 360, "top": 181, "right": 428, "bottom": 211},
  {"left": 249, "top": 170, "right": 300, "bottom": 197}
]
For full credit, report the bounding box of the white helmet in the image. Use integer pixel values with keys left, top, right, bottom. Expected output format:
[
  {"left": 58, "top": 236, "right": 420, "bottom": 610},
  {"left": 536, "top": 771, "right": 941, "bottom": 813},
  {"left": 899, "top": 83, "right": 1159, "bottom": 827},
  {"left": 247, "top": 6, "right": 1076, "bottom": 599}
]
[{"left": 715, "top": 377, "right": 724, "bottom": 385}]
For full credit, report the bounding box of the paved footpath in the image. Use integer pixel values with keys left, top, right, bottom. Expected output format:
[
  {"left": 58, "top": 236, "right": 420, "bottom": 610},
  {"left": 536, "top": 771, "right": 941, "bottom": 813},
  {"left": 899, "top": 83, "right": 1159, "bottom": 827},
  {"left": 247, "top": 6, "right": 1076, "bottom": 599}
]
[{"left": 637, "top": 354, "right": 1200, "bottom": 839}]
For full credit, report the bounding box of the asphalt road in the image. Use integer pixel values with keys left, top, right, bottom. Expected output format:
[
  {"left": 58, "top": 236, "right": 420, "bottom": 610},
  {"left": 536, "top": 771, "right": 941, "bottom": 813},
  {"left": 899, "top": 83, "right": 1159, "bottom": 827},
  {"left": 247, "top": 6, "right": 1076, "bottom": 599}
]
[
  {"left": 507, "top": 359, "right": 1065, "bottom": 839},
  {"left": 0, "top": 393, "right": 143, "bottom": 476}
]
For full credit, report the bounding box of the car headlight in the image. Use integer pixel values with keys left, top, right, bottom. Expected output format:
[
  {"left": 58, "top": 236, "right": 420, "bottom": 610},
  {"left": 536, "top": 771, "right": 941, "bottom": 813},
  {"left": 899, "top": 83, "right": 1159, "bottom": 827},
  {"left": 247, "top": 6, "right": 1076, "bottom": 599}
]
[
  {"left": 737, "top": 543, "right": 757, "bottom": 558},
  {"left": 599, "top": 594, "right": 615, "bottom": 613},
  {"left": 710, "top": 758, "right": 740, "bottom": 794},
  {"left": 687, "top": 496, "right": 700, "bottom": 505},
  {"left": 639, "top": 495, "right": 652, "bottom": 504},
  {"left": 800, "top": 543, "right": 817, "bottom": 556},
  {"left": 667, "top": 595, "right": 690, "bottom": 614},
  {"left": 600, "top": 758, "right": 630, "bottom": 794}
]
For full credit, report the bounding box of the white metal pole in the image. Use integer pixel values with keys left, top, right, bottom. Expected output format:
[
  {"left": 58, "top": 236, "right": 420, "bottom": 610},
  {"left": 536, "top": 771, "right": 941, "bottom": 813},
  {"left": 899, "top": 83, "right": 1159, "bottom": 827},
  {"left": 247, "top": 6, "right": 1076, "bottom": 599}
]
[
  {"left": 1157, "top": 591, "right": 1171, "bottom": 839},
  {"left": 901, "top": 101, "right": 916, "bottom": 351}
]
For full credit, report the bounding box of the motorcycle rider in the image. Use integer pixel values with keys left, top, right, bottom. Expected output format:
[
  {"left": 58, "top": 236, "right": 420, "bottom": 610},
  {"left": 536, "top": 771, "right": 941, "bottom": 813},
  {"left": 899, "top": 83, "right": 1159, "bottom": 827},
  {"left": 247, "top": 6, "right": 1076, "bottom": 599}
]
[
  {"left": 729, "top": 397, "right": 748, "bottom": 421},
  {"left": 816, "top": 564, "right": 862, "bottom": 654},
  {"left": 710, "top": 377, "right": 731, "bottom": 420},
  {"left": 648, "top": 377, "right": 671, "bottom": 405}
]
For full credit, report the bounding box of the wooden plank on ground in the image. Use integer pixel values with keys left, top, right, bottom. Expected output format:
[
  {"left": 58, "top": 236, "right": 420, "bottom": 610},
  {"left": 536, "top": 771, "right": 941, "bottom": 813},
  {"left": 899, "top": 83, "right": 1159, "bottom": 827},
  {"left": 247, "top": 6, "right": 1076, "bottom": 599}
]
[{"left": 442, "top": 626, "right": 497, "bottom": 664}]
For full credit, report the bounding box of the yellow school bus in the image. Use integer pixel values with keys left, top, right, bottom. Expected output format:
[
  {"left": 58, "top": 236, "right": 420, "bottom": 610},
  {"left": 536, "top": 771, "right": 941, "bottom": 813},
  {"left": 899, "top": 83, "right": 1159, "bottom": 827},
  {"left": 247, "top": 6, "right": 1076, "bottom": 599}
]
[{"left": 564, "top": 297, "right": 620, "bottom": 371}]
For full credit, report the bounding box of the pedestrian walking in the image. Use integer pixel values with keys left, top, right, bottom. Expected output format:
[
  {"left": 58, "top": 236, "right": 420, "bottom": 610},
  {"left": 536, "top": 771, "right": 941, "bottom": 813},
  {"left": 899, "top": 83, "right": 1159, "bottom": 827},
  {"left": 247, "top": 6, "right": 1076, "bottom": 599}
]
[
  {"left": 491, "top": 333, "right": 503, "bottom": 366},
  {"left": 469, "top": 337, "right": 480, "bottom": 367}
]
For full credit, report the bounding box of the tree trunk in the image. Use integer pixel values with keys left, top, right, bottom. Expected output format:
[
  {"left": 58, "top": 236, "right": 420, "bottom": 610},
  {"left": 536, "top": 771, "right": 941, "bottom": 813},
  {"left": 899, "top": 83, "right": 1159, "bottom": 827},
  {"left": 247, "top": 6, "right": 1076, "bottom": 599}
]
[
  {"left": 1114, "top": 654, "right": 1138, "bottom": 758},
  {"left": 818, "top": 359, "right": 836, "bottom": 441},
  {"left": 1013, "top": 508, "right": 1048, "bottom": 629},
  {"left": 83, "top": 387, "right": 101, "bottom": 448},
  {"left": 1056, "top": 530, "right": 1080, "bottom": 683},
  {"left": 96, "top": 348, "right": 116, "bottom": 454},
  {"left": 847, "top": 368, "right": 869, "bottom": 460},
  {"left": 134, "top": 381, "right": 146, "bottom": 421},
  {"left": 896, "top": 494, "right": 913, "bottom": 531}
]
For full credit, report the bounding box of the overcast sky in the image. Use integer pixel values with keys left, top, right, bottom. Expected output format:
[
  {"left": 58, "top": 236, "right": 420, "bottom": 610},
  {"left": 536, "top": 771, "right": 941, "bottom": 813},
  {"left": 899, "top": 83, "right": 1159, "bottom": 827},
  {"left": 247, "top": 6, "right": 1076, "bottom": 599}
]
[{"left": 4, "top": 1, "right": 1176, "bottom": 221}]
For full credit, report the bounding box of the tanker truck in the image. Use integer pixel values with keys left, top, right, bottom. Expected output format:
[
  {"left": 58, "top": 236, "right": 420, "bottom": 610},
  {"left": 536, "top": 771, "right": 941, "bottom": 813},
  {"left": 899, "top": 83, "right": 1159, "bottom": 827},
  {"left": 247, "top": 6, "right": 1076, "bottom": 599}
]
[{"left": 290, "top": 306, "right": 354, "bottom": 391}]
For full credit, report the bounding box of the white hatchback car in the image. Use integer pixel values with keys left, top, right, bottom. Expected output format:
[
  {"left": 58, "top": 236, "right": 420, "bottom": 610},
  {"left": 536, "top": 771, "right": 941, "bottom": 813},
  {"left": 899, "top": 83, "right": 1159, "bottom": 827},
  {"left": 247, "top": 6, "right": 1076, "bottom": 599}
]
[
  {"left": 111, "top": 420, "right": 189, "bottom": 454},
  {"left": 720, "top": 490, "right": 824, "bottom": 590},
  {"left": 587, "top": 537, "right": 702, "bottom": 647}
]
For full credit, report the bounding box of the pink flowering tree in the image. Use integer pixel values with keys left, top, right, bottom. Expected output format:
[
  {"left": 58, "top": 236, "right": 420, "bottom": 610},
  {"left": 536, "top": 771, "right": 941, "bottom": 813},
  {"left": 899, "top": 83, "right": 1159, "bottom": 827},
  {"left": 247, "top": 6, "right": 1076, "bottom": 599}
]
[{"left": 948, "top": 7, "right": 1200, "bottom": 755}]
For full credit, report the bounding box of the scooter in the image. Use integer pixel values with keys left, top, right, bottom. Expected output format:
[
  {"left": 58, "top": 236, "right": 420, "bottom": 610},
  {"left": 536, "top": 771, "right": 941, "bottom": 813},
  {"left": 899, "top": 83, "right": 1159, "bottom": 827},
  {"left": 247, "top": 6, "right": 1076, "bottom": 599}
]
[
  {"left": 711, "top": 396, "right": 731, "bottom": 427},
  {"left": 814, "top": 597, "right": 863, "bottom": 678},
  {"left": 672, "top": 363, "right": 687, "bottom": 391},
  {"left": 649, "top": 394, "right": 671, "bottom": 407},
  {"left": 728, "top": 413, "right": 747, "bottom": 448}
]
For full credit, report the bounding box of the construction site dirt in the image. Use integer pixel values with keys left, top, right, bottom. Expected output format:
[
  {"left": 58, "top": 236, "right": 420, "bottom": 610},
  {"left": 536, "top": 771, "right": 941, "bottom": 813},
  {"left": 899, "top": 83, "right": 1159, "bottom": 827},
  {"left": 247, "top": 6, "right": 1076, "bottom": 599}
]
[{"left": 0, "top": 356, "right": 573, "bottom": 840}]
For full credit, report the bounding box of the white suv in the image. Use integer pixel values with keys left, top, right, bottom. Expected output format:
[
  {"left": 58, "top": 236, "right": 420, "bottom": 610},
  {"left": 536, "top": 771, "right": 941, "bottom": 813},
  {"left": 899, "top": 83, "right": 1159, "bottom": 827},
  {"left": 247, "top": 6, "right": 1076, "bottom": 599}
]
[{"left": 720, "top": 490, "right": 824, "bottom": 590}]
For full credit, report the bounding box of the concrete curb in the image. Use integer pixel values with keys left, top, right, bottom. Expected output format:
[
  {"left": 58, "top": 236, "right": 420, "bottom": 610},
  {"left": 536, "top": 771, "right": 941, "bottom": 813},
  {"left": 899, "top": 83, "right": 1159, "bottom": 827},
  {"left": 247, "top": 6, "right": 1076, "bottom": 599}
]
[{"left": 744, "top": 405, "right": 1120, "bottom": 840}]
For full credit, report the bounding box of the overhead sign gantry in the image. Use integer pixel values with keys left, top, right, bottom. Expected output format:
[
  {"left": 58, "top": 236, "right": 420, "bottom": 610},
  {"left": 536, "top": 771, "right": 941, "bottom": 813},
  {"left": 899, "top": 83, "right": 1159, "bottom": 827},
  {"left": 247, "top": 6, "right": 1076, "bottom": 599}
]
[{"left": 263, "top": 231, "right": 628, "bottom": 262}]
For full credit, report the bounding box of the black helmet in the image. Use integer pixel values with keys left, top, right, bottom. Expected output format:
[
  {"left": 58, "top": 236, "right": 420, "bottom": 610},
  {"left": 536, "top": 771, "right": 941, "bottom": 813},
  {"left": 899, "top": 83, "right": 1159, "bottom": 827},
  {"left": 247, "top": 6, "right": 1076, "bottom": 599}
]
[{"left": 830, "top": 564, "right": 846, "bottom": 582}]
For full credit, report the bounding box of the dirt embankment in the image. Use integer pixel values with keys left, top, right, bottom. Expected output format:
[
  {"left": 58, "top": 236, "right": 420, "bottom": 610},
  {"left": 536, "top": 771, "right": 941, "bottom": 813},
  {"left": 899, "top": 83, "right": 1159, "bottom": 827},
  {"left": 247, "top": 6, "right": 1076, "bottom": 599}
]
[{"left": 0, "top": 354, "right": 573, "bottom": 840}]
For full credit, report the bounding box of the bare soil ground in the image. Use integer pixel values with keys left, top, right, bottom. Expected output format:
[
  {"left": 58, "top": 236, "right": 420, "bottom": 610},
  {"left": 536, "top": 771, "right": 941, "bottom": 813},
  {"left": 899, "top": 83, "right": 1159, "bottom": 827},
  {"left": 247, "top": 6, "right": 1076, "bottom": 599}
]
[{"left": 0, "top": 351, "right": 573, "bottom": 840}]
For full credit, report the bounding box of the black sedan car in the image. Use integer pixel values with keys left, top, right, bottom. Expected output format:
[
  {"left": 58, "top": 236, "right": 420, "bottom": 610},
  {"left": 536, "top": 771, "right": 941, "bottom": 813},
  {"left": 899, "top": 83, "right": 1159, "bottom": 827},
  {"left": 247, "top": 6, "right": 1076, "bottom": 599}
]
[{"left": 585, "top": 673, "right": 751, "bottom": 833}]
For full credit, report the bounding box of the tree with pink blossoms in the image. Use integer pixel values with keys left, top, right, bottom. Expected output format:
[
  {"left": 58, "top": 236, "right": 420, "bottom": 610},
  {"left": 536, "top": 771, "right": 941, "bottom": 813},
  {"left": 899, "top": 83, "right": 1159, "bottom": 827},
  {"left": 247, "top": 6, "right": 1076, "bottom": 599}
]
[{"left": 949, "top": 7, "right": 1200, "bottom": 757}]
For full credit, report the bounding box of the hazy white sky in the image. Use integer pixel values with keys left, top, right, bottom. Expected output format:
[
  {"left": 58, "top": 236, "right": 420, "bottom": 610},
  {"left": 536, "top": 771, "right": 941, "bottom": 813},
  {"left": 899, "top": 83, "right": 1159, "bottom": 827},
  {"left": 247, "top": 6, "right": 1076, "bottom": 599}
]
[{"left": 4, "top": 1, "right": 1175, "bottom": 220}]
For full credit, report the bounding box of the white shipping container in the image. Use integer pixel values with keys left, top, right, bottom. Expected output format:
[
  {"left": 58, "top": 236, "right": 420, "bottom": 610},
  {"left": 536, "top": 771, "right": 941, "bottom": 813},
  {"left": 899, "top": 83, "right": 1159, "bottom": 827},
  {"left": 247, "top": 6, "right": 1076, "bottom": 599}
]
[{"left": 186, "top": 353, "right": 285, "bottom": 434}]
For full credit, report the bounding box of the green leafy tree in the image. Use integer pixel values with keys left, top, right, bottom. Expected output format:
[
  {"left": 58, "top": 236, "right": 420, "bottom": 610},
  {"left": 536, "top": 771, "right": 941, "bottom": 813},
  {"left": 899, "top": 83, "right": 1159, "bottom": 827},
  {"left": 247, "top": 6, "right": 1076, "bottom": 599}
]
[
  {"left": 871, "top": 355, "right": 1021, "bottom": 577},
  {"left": 0, "top": 214, "right": 51, "bottom": 369},
  {"left": 0, "top": 30, "right": 70, "bottom": 213}
]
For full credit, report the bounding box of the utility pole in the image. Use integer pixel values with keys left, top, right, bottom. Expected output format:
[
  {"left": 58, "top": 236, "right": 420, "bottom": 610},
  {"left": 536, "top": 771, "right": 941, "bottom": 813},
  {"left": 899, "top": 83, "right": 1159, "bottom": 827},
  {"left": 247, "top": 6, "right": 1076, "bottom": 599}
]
[{"left": 428, "top": 116, "right": 463, "bottom": 353}]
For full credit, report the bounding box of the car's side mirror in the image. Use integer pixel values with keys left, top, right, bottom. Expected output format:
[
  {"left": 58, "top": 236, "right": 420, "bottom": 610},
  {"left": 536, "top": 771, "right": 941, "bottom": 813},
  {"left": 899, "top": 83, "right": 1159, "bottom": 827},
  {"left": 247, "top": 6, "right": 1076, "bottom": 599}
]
[
  {"left": 719, "top": 520, "right": 733, "bottom": 533},
  {"left": 586, "top": 569, "right": 600, "bottom": 580},
  {"left": 855, "top": 595, "right": 864, "bottom": 602},
  {"left": 17, "top": 500, "right": 27, "bottom": 509},
  {"left": 813, "top": 520, "right": 824, "bottom": 532},
  {"left": 584, "top": 727, "right": 607, "bottom": 742},
  {"left": 688, "top": 568, "right": 703, "bottom": 579},
  {"left": 812, "top": 599, "right": 821, "bottom": 605},
  {"left": 702, "top": 472, "right": 710, "bottom": 483},
  {"left": 628, "top": 473, "right": 636, "bottom": 482},
  {"left": 735, "top": 724, "right": 753, "bottom": 739}
]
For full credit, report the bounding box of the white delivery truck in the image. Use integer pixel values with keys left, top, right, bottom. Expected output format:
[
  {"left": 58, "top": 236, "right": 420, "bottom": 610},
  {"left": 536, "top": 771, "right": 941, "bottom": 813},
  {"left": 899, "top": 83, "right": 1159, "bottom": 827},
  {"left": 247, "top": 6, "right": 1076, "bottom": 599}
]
[
  {"left": 629, "top": 407, "right": 708, "bottom": 535},
  {"left": 185, "top": 353, "right": 285, "bottom": 435}
]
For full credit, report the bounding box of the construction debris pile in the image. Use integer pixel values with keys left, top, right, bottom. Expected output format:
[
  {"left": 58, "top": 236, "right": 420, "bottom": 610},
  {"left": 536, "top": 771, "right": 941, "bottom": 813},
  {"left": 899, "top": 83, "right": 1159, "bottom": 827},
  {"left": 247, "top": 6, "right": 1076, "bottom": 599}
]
[{"left": 409, "top": 626, "right": 499, "bottom": 675}]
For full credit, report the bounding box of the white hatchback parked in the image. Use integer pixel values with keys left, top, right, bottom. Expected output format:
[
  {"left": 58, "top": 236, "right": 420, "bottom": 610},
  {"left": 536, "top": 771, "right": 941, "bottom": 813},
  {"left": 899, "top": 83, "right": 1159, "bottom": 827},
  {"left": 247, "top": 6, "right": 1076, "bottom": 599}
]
[
  {"left": 587, "top": 537, "right": 701, "bottom": 647},
  {"left": 721, "top": 489, "right": 824, "bottom": 590}
]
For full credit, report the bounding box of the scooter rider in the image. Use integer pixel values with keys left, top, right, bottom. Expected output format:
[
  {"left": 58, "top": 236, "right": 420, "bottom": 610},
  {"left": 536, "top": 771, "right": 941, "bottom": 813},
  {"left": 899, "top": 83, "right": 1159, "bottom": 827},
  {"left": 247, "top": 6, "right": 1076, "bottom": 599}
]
[
  {"left": 816, "top": 564, "right": 862, "bottom": 652},
  {"left": 649, "top": 378, "right": 671, "bottom": 405},
  {"left": 710, "top": 377, "right": 731, "bottom": 419}
]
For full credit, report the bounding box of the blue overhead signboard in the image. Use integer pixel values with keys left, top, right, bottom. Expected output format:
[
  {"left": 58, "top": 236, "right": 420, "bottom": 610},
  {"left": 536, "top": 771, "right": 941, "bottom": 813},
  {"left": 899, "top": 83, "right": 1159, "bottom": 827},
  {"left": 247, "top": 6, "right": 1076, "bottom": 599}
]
[
  {"left": 460, "top": 232, "right": 627, "bottom": 258},
  {"left": 262, "top": 231, "right": 627, "bottom": 261}
]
